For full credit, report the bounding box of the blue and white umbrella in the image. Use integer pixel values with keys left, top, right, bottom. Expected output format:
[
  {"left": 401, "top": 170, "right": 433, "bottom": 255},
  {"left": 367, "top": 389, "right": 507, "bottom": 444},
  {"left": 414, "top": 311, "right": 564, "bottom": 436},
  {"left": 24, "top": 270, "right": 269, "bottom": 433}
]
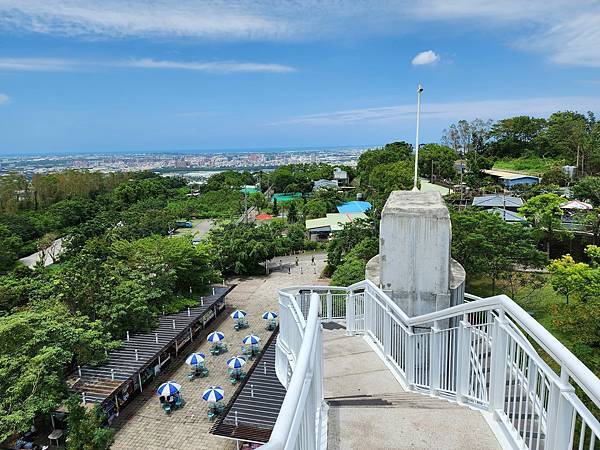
[
  {"left": 227, "top": 356, "right": 247, "bottom": 369},
  {"left": 207, "top": 331, "right": 225, "bottom": 343},
  {"left": 262, "top": 311, "right": 278, "bottom": 320},
  {"left": 230, "top": 309, "right": 247, "bottom": 320},
  {"left": 202, "top": 386, "right": 224, "bottom": 403},
  {"left": 156, "top": 381, "right": 181, "bottom": 397},
  {"left": 242, "top": 334, "right": 260, "bottom": 345},
  {"left": 185, "top": 352, "right": 205, "bottom": 366}
]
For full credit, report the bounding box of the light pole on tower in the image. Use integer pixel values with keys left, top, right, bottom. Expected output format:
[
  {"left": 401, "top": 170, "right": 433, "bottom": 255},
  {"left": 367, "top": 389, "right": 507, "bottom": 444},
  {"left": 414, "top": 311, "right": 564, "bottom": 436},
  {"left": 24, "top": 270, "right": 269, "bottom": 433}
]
[{"left": 412, "top": 83, "right": 423, "bottom": 191}]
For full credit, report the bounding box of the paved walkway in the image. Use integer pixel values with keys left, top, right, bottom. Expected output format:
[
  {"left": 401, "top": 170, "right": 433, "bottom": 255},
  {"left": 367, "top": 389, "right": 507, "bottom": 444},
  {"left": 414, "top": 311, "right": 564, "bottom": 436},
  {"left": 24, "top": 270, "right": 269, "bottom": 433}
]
[
  {"left": 111, "top": 252, "right": 327, "bottom": 450},
  {"left": 324, "top": 329, "right": 501, "bottom": 450}
]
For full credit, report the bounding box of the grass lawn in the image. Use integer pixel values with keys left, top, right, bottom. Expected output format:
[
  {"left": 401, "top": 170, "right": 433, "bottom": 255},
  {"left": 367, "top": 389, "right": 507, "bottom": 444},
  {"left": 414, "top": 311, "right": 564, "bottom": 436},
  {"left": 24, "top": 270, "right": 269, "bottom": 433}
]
[{"left": 493, "top": 156, "right": 565, "bottom": 176}]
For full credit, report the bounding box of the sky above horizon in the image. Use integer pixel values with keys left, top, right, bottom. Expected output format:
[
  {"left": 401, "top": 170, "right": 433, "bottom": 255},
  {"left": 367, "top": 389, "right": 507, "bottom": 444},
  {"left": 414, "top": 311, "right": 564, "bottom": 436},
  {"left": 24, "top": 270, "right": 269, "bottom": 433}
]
[{"left": 1, "top": 1, "right": 600, "bottom": 155}]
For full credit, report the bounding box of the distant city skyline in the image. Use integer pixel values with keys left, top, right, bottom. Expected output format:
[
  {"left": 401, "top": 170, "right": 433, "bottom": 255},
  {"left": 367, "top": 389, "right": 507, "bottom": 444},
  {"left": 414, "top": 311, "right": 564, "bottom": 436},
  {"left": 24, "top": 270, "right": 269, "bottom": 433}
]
[
  {"left": 0, "top": 147, "right": 364, "bottom": 176},
  {"left": 0, "top": 144, "right": 377, "bottom": 158},
  {"left": 1, "top": 1, "right": 600, "bottom": 154}
]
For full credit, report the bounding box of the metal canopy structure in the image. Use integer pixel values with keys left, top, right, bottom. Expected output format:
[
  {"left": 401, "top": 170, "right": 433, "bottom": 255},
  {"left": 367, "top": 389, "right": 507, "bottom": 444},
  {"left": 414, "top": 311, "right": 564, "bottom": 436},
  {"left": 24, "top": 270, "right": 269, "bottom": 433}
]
[
  {"left": 211, "top": 328, "right": 286, "bottom": 444},
  {"left": 68, "top": 285, "right": 234, "bottom": 406}
]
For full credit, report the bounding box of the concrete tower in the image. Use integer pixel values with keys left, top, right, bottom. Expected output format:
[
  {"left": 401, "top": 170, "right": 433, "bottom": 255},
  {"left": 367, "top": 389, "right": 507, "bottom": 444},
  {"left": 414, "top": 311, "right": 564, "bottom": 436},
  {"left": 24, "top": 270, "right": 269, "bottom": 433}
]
[{"left": 366, "top": 190, "right": 465, "bottom": 317}]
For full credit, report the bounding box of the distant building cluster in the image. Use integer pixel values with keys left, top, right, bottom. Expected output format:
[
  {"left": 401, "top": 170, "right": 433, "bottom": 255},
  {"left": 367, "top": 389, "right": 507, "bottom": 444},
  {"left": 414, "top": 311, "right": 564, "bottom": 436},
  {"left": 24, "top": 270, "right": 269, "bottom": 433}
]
[{"left": 0, "top": 147, "right": 367, "bottom": 178}]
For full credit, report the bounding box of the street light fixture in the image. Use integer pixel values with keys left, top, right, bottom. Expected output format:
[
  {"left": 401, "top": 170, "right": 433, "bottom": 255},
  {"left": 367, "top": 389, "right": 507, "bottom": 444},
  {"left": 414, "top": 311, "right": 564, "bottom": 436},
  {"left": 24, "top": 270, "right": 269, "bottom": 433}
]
[{"left": 412, "top": 83, "right": 423, "bottom": 192}]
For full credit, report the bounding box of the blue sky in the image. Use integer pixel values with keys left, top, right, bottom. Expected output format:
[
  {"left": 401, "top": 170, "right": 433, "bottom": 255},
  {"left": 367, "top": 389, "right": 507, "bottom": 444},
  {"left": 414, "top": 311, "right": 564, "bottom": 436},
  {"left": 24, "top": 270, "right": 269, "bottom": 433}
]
[{"left": 1, "top": 0, "right": 600, "bottom": 154}]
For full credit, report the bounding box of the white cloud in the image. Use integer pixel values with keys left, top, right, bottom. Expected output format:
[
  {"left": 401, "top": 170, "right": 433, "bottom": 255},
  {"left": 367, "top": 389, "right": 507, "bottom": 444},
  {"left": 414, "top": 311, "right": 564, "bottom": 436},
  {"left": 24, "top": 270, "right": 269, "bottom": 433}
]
[
  {"left": 0, "top": 93, "right": 9, "bottom": 105},
  {"left": 0, "top": 57, "right": 295, "bottom": 73},
  {"left": 0, "top": 0, "right": 292, "bottom": 40},
  {"left": 411, "top": 50, "right": 439, "bottom": 66},
  {"left": 127, "top": 58, "right": 295, "bottom": 73},
  {"left": 271, "top": 96, "right": 600, "bottom": 126},
  {"left": 0, "top": 58, "right": 80, "bottom": 71},
  {"left": 523, "top": 13, "right": 600, "bottom": 67},
  {"left": 1, "top": 1, "right": 600, "bottom": 67}
]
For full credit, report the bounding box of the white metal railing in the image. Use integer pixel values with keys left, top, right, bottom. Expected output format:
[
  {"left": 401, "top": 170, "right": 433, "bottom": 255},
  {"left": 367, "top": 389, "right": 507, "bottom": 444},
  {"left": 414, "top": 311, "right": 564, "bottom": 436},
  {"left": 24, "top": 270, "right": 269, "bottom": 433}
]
[
  {"left": 262, "top": 290, "right": 326, "bottom": 450},
  {"left": 262, "top": 281, "right": 600, "bottom": 450}
]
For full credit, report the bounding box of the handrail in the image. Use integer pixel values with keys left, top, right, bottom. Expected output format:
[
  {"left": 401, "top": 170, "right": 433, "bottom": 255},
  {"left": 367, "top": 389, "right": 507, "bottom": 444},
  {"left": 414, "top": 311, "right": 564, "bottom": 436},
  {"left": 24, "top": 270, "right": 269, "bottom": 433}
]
[
  {"left": 285, "top": 280, "right": 600, "bottom": 409},
  {"left": 262, "top": 292, "right": 321, "bottom": 449},
  {"left": 350, "top": 280, "right": 600, "bottom": 407}
]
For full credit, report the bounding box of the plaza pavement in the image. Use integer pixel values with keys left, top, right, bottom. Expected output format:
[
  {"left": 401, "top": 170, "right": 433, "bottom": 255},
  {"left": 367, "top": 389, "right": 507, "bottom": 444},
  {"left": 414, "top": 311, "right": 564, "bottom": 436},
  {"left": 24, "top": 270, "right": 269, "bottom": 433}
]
[{"left": 111, "top": 252, "right": 327, "bottom": 450}]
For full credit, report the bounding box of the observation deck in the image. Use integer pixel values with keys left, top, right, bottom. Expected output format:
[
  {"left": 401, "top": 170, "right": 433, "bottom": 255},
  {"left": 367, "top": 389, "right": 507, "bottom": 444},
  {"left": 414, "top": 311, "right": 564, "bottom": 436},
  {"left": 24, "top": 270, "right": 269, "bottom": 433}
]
[{"left": 215, "top": 283, "right": 600, "bottom": 450}]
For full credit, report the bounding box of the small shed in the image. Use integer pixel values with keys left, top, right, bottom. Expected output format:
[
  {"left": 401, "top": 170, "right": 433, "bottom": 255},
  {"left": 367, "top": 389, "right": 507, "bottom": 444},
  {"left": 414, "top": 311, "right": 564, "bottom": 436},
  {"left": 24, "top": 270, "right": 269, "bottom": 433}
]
[
  {"left": 271, "top": 193, "right": 302, "bottom": 203},
  {"left": 305, "top": 212, "right": 367, "bottom": 241},
  {"left": 255, "top": 213, "right": 274, "bottom": 222},
  {"left": 313, "top": 179, "right": 338, "bottom": 191},
  {"left": 482, "top": 169, "right": 540, "bottom": 187},
  {"left": 333, "top": 168, "right": 349, "bottom": 185},
  {"left": 336, "top": 201, "right": 372, "bottom": 214},
  {"left": 560, "top": 200, "right": 593, "bottom": 211},
  {"left": 240, "top": 185, "right": 260, "bottom": 195},
  {"left": 472, "top": 195, "right": 524, "bottom": 211},
  {"left": 488, "top": 208, "right": 525, "bottom": 223}
]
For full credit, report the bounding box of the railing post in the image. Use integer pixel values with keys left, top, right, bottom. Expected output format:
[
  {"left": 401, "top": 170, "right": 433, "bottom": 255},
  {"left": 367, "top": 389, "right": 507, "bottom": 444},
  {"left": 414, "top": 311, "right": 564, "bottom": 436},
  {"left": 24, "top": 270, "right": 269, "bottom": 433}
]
[
  {"left": 406, "top": 326, "right": 415, "bottom": 388},
  {"left": 326, "top": 290, "right": 332, "bottom": 322},
  {"left": 383, "top": 302, "right": 391, "bottom": 358},
  {"left": 346, "top": 291, "right": 355, "bottom": 336},
  {"left": 456, "top": 315, "right": 471, "bottom": 404},
  {"left": 546, "top": 368, "right": 576, "bottom": 450},
  {"left": 488, "top": 310, "right": 509, "bottom": 415},
  {"left": 430, "top": 320, "right": 441, "bottom": 395}
]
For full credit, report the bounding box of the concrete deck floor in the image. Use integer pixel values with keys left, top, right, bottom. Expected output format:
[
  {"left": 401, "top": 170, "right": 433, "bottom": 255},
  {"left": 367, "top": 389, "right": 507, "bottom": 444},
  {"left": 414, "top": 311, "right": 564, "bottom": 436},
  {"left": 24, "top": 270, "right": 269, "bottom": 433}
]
[{"left": 324, "top": 329, "right": 502, "bottom": 450}]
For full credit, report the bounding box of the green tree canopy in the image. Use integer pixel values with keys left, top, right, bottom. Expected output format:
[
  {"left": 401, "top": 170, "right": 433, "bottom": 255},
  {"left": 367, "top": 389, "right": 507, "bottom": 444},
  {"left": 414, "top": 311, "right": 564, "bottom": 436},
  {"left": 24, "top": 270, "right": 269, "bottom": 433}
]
[
  {"left": 573, "top": 176, "right": 600, "bottom": 206},
  {"left": 327, "top": 218, "right": 376, "bottom": 271},
  {"left": 0, "top": 303, "right": 113, "bottom": 441},
  {"left": 357, "top": 142, "right": 412, "bottom": 181},
  {"left": 451, "top": 209, "right": 546, "bottom": 293},
  {"left": 201, "top": 170, "right": 255, "bottom": 192},
  {"left": 208, "top": 222, "right": 290, "bottom": 275},
  {"left": 418, "top": 143, "right": 458, "bottom": 180},
  {"left": 488, "top": 116, "right": 547, "bottom": 158},
  {"left": 519, "top": 193, "right": 568, "bottom": 254},
  {"left": 65, "top": 395, "right": 114, "bottom": 450}
]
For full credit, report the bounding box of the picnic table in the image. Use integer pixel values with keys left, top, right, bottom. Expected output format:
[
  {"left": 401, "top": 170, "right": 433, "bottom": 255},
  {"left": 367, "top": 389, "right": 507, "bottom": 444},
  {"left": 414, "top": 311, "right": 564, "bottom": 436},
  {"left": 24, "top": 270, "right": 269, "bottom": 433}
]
[
  {"left": 228, "top": 368, "right": 246, "bottom": 384},
  {"left": 234, "top": 318, "right": 249, "bottom": 331},
  {"left": 241, "top": 345, "right": 260, "bottom": 359},
  {"left": 211, "top": 342, "right": 229, "bottom": 356},
  {"left": 208, "top": 402, "right": 225, "bottom": 420}
]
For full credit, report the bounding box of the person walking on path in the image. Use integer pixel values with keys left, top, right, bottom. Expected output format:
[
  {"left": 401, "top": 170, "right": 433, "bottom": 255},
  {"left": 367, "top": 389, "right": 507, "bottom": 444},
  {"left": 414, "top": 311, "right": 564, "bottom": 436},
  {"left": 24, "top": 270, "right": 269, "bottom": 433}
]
[
  {"left": 295, "top": 257, "right": 299, "bottom": 266},
  {"left": 311, "top": 256, "right": 315, "bottom": 266}
]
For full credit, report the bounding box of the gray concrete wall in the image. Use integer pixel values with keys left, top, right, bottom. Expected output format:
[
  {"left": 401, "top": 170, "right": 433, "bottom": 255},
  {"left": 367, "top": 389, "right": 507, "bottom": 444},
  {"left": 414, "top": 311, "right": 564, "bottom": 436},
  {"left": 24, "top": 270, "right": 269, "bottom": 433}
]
[{"left": 379, "top": 191, "right": 452, "bottom": 316}]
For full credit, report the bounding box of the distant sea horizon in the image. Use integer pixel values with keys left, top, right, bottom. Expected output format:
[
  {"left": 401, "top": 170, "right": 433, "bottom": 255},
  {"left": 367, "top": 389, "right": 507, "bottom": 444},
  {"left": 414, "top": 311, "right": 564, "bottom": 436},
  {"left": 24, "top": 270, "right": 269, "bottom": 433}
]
[{"left": 2, "top": 144, "right": 379, "bottom": 158}]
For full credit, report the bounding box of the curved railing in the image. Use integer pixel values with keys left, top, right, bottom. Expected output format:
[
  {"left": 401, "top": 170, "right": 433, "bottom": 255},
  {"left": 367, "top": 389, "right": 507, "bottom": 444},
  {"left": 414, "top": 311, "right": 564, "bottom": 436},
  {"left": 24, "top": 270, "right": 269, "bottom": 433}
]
[
  {"left": 261, "top": 290, "right": 325, "bottom": 450},
  {"left": 262, "top": 281, "right": 600, "bottom": 450}
]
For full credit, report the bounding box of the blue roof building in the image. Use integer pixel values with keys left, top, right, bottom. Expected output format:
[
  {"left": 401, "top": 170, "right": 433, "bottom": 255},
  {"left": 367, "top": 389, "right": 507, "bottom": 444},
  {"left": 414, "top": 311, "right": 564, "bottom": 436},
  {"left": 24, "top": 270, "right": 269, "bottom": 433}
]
[{"left": 336, "top": 201, "right": 372, "bottom": 214}]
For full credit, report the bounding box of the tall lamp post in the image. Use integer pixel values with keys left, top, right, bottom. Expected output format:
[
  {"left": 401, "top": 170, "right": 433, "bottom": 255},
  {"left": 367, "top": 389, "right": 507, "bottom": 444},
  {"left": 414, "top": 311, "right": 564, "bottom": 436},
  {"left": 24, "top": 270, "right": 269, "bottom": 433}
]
[{"left": 412, "top": 83, "right": 423, "bottom": 191}]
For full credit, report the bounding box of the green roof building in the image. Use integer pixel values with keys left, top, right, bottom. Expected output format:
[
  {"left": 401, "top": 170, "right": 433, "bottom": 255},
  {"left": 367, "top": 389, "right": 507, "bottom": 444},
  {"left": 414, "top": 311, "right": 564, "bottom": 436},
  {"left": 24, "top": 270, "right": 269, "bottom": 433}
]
[{"left": 271, "top": 193, "right": 302, "bottom": 203}]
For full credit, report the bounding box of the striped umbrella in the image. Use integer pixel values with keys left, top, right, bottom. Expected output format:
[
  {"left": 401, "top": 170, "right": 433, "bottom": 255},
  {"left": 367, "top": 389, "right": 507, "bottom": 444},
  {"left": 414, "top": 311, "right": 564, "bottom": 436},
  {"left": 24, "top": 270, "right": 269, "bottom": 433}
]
[
  {"left": 227, "top": 356, "right": 247, "bottom": 369},
  {"left": 207, "top": 331, "right": 225, "bottom": 343},
  {"left": 202, "top": 386, "right": 224, "bottom": 403},
  {"left": 185, "top": 352, "right": 205, "bottom": 366},
  {"left": 230, "top": 310, "right": 247, "bottom": 320},
  {"left": 262, "top": 311, "right": 278, "bottom": 320},
  {"left": 242, "top": 334, "right": 260, "bottom": 345},
  {"left": 156, "top": 381, "right": 181, "bottom": 397}
]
